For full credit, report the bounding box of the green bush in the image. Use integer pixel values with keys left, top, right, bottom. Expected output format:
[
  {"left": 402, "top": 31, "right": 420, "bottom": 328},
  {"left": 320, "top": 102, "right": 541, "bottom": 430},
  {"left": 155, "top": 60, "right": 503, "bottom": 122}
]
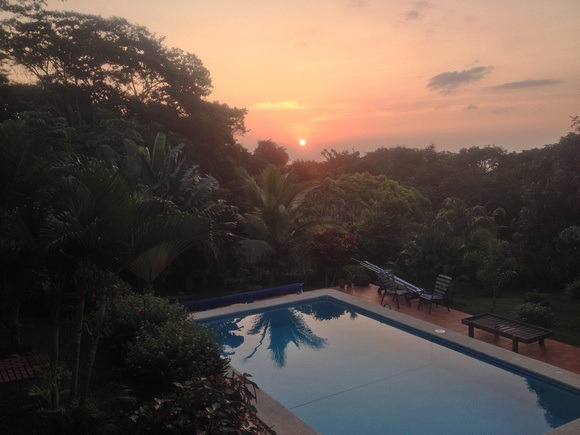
[
  {"left": 104, "top": 293, "right": 262, "bottom": 428},
  {"left": 106, "top": 292, "right": 189, "bottom": 355},
  {"left": 565, "top": 278, "right": 580, "bottom": 300},
  {"left": 524, "top": 291, "right": 550, "bottom": 306},
  {"left": 125, "top": 319, "right": 227, "bottom": 392},
  {"left": 342, "top": 264, "right": 369, "bottom": 279},
  {"left": 131, "top": 373, "right": 267, "bottom": 434},
  {"left": 511, "top": 302, "right": 556, "bottom": 328}
]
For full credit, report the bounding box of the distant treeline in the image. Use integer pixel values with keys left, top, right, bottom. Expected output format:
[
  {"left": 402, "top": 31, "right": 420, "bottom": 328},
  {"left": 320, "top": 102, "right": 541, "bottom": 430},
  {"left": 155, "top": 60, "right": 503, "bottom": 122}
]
[{"left": 1, "top": 1, "right": 578, "bottom": 301}]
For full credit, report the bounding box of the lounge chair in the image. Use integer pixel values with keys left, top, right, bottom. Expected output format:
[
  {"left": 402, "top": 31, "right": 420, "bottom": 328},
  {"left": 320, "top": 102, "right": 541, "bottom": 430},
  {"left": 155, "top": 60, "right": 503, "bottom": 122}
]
[
  {"left": 378, "top": 270, "right": 411, "bottom": 309},
  {"left": 354, "top": 260, "right": 410, "bottom": 309},
  {"left": 417, "top": 274, "right": 452, "bottom": 314}
]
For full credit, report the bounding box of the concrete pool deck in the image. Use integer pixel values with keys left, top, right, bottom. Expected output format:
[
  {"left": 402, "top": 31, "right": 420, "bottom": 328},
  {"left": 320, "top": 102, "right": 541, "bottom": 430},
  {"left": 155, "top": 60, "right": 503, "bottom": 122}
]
[{"left": 192, "top": 287, "right": 580, "bottom": 434}]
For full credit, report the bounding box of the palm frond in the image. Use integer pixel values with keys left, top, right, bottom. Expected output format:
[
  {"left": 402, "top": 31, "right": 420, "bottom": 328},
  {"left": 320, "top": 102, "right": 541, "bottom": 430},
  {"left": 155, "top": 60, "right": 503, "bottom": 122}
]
[
  {"left": 150, "top": 132, "right": 166, "bottom": 174},
  {"left": 239, "top": 239, "right": 274, "bottom": 263}
]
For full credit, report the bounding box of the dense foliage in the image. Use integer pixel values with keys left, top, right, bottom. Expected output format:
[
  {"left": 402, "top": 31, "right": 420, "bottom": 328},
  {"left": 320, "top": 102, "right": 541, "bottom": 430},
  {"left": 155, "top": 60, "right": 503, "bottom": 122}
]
[
  {"left": 107, "top": 293, "right": 264, "bottom": 433},
  {"left": 511, "top": 303, "right": 556, "bottom": 328},
  {"left": 0, "top": 0, "right": 578, "bottom": 431}
]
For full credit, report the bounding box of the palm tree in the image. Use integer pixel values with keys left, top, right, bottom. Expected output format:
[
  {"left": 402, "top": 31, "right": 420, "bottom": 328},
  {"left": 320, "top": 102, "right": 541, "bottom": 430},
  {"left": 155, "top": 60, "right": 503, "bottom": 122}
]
[
  {"left": 0, "top": 117, "right": 56, "bottom": 350},
  {"left": 41, "top": 159, "right": 210, "bottom": 407},
  {"left": 125, "top": 133, "right": 223, "bottom": 215},
  {"left": 128, "top": 202, "right": 209, "bottom": 292},
  {"left": 40, "top": 159, "right": 137, "bottom": 404},
  {"left": 237, "top": 165, "right": 333, "bottom": 284},
  {"left": 125, "top": 133, "right": 237, "bottom": 285}
]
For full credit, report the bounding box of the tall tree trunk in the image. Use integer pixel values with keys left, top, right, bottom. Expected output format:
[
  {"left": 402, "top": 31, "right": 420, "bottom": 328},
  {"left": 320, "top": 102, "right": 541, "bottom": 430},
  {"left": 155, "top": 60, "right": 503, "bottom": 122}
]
[
  {"left": 69, "top": 292, "right": 85, "bottom": 401},
  {"left": 79, "top": 297, "right": 106, "bottom": 408},
  {"left": 1, "top": 280, "right": 23, "bottom": 350},
  {"left": 50, "top": 321, "right": 60, "bottom": 410},
  {"left": 50, "top": 319, "right": 60, "bottom": 366},
  {"left": 8, "top": 303, "right": 22, "bottom": 350}
]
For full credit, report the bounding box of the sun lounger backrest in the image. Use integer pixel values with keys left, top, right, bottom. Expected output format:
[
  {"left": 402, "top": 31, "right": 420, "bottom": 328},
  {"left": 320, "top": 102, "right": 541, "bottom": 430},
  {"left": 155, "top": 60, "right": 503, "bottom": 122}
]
[{"left": 433, "top": 274, "right": 452, "bottom": 297}]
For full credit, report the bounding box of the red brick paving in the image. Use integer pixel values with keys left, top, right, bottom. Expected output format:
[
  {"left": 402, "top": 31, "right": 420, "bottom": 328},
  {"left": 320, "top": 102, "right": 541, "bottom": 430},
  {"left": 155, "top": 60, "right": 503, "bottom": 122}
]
[
  {"left": 337, "top": 284, "right": 580, "bottom": 374},
  {"left": 0, "top": 353, "right": 48, "bottom": 383}
]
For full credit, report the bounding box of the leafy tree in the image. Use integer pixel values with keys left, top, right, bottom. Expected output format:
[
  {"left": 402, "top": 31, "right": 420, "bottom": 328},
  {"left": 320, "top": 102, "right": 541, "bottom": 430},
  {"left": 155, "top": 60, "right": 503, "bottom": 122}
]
[
  {"left": 0, "top": 1, "right": 248, "bottom": 185},
  {"left": 553, "top": 226, "right": 580, "bottom": 287},
  {"left": 571, "top": 115, "right": 580, "bottom": 133},
  {"left": 0, "top": 114, "right": 67, "bottom": 349},
  {"left": 398, "top": 226, "right": 467, "bottom": 285},
  {"left": 307, "top": 230, "right": 357, "bottom": 286},
  {"left": 513, "top": 132, "right": 580, "bottom": 288},
  {"left": 400, "top": 198, "right": 506, "bottom": 288},
  {"left": 464, "top": 228, "right": 518, "bottom": 312},
  {"left": 253, "top": 139, "right": 289, "bottom": 168},
  {"left": 321, "top": 148, "right": 361, "bottom": 176},
  {"left": 36, "top": 156, "right": 210, "bottom": 412},
  {"left": 0, "top": 3, "right": 211, "bottom": 121},
  {"left": 303, "top": 173, "right": 430, "bottom": 266},
  {"left": 434, "top": 197, "right": 500, "bottom": 238}
]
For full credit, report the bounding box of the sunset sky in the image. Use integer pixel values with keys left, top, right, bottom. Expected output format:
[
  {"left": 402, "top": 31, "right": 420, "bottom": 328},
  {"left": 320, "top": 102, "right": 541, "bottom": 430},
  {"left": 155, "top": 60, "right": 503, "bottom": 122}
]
[{"left": 46, "top": 0, "right": 579, "bottom": 160}]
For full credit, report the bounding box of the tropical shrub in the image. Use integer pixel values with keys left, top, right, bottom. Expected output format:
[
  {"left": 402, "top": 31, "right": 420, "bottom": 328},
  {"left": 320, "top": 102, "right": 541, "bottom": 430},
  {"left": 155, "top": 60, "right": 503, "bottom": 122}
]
[
  {"left": 131, "top": 374, "right": 267, "bottom": 434},
  {"left": 106, "top": 292, "right": 188, "bottom": 355},
  {"left": 511, "top": 302, "right": 556, "bottom": 328},
  {"left": 124, "top": 318, "right": 226, "bottom": 392},
  {"left": 106, "top": 293, "right": 263, "bottom": 429},
  {"left": 342, "top": 264, "right": 370, "bottom": 280},
  {"left": 29, "top": 364, "right": 136, "bottom": 434},
  {"left": 565, "top": 278, "right": 580, "bottom": 300},
  {"left": 307, "top": 230, "right": 357, "bottom": 286},
  {"left": 524, "top": 291, "right": 550, "bottom": 306}
]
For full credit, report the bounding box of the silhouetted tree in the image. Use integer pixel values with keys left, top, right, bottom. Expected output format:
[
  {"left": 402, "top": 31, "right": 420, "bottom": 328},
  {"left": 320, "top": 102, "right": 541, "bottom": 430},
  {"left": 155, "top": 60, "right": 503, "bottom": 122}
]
[{"left": 253, "top": 139, "right": 289, "bottom": 168}]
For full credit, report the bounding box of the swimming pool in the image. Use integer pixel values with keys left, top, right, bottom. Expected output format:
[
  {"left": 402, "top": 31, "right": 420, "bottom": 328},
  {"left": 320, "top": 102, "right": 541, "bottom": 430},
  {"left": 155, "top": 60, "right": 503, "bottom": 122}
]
[{"left": 194, "top": 290, "right": 580, "bottom": 434}]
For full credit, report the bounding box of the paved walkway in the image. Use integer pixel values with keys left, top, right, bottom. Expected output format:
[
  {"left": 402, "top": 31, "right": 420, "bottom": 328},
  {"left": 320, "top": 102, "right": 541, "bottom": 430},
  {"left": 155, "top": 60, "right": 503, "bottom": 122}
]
[
  {"left": 338, "top": 284, "right": 580, "bottom": 374},
  {"left": 0, "top": 353, "right": 47, "bottom": 383}
]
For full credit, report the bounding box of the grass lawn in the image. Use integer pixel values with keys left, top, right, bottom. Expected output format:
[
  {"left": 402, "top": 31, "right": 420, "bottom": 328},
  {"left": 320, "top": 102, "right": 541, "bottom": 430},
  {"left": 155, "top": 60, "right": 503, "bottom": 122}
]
[{"left": 453, "top": 288, "right": 580, "bottom": 348}]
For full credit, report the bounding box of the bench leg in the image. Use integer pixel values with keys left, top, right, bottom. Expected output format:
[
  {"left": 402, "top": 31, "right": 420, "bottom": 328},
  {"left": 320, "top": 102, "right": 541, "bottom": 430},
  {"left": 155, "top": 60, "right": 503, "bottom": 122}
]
[
  {"left": 512, "top": 339, "right": 519, "bottom": 353},
  {"left": 468, "top": 325, "right": 474, "bottom": 338}
]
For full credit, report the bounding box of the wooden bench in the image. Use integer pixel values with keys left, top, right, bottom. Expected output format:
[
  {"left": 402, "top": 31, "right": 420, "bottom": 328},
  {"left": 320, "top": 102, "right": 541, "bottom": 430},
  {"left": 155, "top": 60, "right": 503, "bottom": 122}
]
[{"left": 461, "top": 313, "right": 554, "bottom": 353}]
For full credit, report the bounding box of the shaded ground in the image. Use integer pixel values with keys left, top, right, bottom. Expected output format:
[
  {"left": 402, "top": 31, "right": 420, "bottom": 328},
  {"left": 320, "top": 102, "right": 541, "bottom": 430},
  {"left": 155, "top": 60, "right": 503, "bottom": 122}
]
[{"left": 0, "top": 316, "right": 127, "bottom": 434}]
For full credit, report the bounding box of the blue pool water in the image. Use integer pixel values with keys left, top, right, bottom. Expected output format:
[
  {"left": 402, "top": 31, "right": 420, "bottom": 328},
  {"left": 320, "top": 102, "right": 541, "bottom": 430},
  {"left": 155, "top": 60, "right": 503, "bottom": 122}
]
[{"left": 202, "top": 298, "right": 580, "bottom": 434}]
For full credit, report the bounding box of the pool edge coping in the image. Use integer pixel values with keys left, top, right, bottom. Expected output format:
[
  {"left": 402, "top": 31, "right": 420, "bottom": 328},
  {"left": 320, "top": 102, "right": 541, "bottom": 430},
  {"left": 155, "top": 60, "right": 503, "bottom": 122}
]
[{"left": 191, "top": 288, "right": 580, "bottom": 433}]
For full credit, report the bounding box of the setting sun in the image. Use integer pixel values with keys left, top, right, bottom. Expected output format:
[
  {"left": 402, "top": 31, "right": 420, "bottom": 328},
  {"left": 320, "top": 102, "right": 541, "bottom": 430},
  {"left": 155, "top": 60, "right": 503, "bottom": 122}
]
[{"left": 298, "top": 139, "right": 307, "bottom": 147}]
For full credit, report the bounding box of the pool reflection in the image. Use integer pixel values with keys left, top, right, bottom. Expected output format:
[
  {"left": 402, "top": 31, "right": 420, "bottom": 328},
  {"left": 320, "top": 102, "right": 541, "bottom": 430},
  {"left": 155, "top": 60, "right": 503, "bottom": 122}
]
[
  {"left": 245, "top": 308, "right": 327, "bottom": 367},
  {"left": 201, "top": 298, "right": 580, "bottom": 432},
  {"left": 526, "top": 376, "right": 580, "bottom": 428},
  {"left": 209, "top": 302, "right": 361, "bottom": 367}
]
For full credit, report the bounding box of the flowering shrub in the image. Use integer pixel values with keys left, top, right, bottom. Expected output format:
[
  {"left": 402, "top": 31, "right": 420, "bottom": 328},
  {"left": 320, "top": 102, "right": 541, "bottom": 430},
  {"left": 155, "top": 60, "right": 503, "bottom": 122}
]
[
  {"left": 131, "top": 373, "right": 269, "bottom": 434},
  {"left": 125, "top": 319, "right": 227, "bottom": 392},
  {"left": 105, "top": 293, "right": 263, "bottom": 429},
  {"left": 106, "top": 292, "right": 189, "bottom": 355},
  {"left": 511, "top": 302, "right": 556, "bottom": 328}
]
